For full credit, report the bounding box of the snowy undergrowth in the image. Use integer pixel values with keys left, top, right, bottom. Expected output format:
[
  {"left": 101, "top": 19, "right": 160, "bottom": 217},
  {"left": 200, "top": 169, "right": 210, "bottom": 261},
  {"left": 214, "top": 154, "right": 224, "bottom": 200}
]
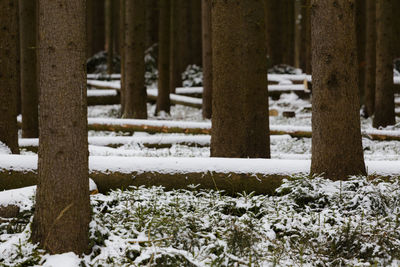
[{"left": 2, "top": 176, "right": 400, "bottom": 266}]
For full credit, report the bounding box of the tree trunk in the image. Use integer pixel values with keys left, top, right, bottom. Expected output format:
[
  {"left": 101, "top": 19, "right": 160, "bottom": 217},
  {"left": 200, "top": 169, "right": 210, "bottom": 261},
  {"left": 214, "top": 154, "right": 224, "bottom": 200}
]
[
  {"left": 355, "top": 0, "right": 366, "bottom": 106},
  {"left": 190, "top": 0, "right": 202, "bottom": 66},
  {"left": 282, "top": 0, "right": 295, "bottom": 66},
  {"left": 294, "top": 0, "right": 302, "bottom": 68},
  {"left": 264, "top": 0, "right": 282, "bottom": 67},
  {"left": 0, "top": 0, "right": 19, "bottom": 154},
  {"left": 310, "top": 0, "right": 366, "bottom": 180},
  {"left": 364, "top": 0, "right": 376, "bottom": 117},
  {"left": 113, "top": 0, "right": 120, "bottom": 56},
  {"left": 86, "top": 0, "right": 93, "bottom": 57},
  {"left": 91, "top": 0, "right": 105, "bottom": 55},
  {"left": 156, "top": 0, "right": 171, "bottom": 114},
  {"left": 202, "top": 0, "right": 212, "bottom": 119},
  {"left": 373, "top": 0, "right": 395, "bottom": 128},
  {"left": 32, "top": 0, "right": 90, "bottom": 254},
  {"left": 19, "top": 0, "right": 38, "bottom": 138},
  {"left": 145, "top": 0, "right": 159, "bottom": 48},
  {"left": 119, "top": 0, "right": 126, "bottom": 115},
  {"left": 124, "top": 0, "right": 147, "bottom": 119},
  {"left": 211, "top": 0, "right": 270, "bottom": 158},
  {"left": 178, "top": 0, "right": 191, "bottom": 73},
  {"left": 105, "top": 0, "right": 114, "bottom": 74},
  {"left": 169, "top": 0, "right": 180, "bottom": 93}
]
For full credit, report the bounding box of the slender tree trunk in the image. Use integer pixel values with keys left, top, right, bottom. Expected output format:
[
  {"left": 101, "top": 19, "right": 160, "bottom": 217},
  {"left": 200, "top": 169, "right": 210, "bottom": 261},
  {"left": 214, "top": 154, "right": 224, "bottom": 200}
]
[
  {"left": 264, "top": 0, "right": 282, "bottom": 67},
  {"left": 120, "top": 0, "right": 126, "bottom": 115},
  {"left": 156, "top": 0, "right": 171, "bottom": 114},
  {"left": 92, "top": 0, "right": 105, "bottom": 54},
  {"left": 282, "top": 0, "right": 295, "bottom": 66},
  {"left": 373, "top": 0, "right": 395, "bottom": 128},
  {"left": 169, "top": 0, "right": 180, "bottom": 93},
  {"left": 113, "top": 0, "right": 120, "bottom": 56},
  {"left": 300, "top": 0, "right": 308, "bottom": 72},
  {"left": 211, "top": 0, "right": 270, "bottom": 158},
  {"left": 19, "top": 0, "right": 38, "bottom": 138},
  {"left": 310, "top": 0, "right": 366, "bottom": 180},
  {"left": 202, "top": 0, "right": 212, "bottom": 119},
  {"left": 355, "top": 0, "right": 366, "bottom": 105},
  {"left": 294, "top": 0, "right": 302, "bottom": 68},
  {"left": 305, "top": 0, "right": 312, "bottom": 74},
  {"left": 32, "top": 0, "right": 90, "bottom": 254},
  {"left": 364, "top": 0, "right": 376, "bottom": 117},
  {"left": 0, "top": 0, "right": 19, "bottom": 154},
  {"left": 145, "top": 0, "right": 159, "bottom": 48},
  {"left": 178, "top": 0, "right": 190, "bottom": 74},
  {"left": 105, "top": 0, "right": 114, "bottom": 74},
  {"left": 124, "top": 0, "right": 147, "bottom": 119},
  {"left": 190, "top": 0, "right": 202, "bottom": 66}
]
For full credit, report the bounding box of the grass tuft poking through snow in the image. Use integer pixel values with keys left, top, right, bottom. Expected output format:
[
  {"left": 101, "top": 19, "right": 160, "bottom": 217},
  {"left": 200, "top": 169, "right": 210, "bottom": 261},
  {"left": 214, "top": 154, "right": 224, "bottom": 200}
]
[{"left": 2, "top": 176, "right": 400, "bottom": 266}]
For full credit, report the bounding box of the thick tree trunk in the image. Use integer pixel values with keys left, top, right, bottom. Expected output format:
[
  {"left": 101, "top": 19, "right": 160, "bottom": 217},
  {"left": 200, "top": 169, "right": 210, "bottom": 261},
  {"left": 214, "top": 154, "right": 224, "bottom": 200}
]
[
  {"left": 156, "top": 0, "right": 171, "bottom": 114},
  {"left": 310, "top": 0, "right": 366, "bottom": 180},
  {"left": 202, "top": 0, "right": 212, "bottom": 119},
  {"left": 19, "top": 0, "right": 38, "bottom": 138},
  {"left": 373, "top": 0, "right": 395, "bottom": 128},
  {"left": 282, "top": 0, "right": 295, "bottom": 66},
  {"left": 211, "top": 0, "right": 270, "bottom": 158},
  {"left": 124, "top": 0, "right": 147, "bottom": 119},
  {"left": 264, "top": 0, "right": 282, "bottom": 67},
  {"left": 145, "top": 0, "right": 159, "bottom": 48},
  {"left": 364, "top": 0, "right": 376, "bottom": 117},
  {"left": 105, "top": 0, "right": 114, "bottom": 74},
  {"left": 32, "top": 0, "right": 90, "bottom": 254},
  {"left": 0, "top": 0, "right": 19, "bottom": 154}
]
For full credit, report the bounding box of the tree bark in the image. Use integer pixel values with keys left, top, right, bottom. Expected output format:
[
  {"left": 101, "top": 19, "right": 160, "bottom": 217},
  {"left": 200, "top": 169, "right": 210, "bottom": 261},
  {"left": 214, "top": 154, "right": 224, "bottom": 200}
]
[
  {"left": 310, "top": 0, "right": 366, "bottom": 180},
  {"left": 202, "top": 0, "right": 212, "bottom": 119},
  {"left": 364, "top": 0, "right": 376, "bottom": 117},
  {"left": 32, "top": 0, "right": 90, "bottom": 254},
  {"left": 0, "top": 0, "right": 19, "bottom": 154},
  {"left": 211, "top": 0, "right": 270, "bottom": 158},
  {"left": 264, "top": 0, "right": 282, "bottom": 67},
  {"left": 91, "top": 0, "right": 105, "bottom": 55},
  {"left": 145, "top": 0, "right": 159, "bottom": 48},
  {"left": 169, "top": 0, "right": 180, "bottom": 93},
  {"left": 19, "top": 0, "right": 38, "bottom": 138},
  {"left": 355, "top": 0, "right": 366, "bottom": 106},
  {"left": 190, "top": 0, "right": 202, "bottom": 66},
  {"left": 156, "top": 0, "right": 171, "bottom": 114},
  {"left": 123, "top": 0, "right": 147, "bottom": 119},
  {"left": 373, "top": 0, "right": 395, "bottom": 128},
  {"left": 105, "top": 0, "right": 114, "bottom": 74},
  {"left": 119, "top": 0, "right": 126, "bottom": 115},
  {"left": 282, "top": 0, "right": 295, "bottom": 66}
]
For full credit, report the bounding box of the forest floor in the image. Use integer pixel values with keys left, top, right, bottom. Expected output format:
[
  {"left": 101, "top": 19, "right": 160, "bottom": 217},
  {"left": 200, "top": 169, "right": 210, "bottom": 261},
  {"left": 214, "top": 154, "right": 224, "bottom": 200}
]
[{"left": 2, "top": 73, "right": 400, "bottom": 265}]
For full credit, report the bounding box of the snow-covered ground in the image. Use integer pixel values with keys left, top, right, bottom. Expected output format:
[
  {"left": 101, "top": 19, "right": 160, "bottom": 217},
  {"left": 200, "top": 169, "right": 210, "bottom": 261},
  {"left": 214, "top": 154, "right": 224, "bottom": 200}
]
[{"left": 3, "top": 87, "right": 400, "bottom": 266}]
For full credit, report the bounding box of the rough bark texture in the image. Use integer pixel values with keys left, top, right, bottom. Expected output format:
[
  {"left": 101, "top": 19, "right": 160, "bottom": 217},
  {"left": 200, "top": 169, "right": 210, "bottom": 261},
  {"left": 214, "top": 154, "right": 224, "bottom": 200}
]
[
  {"left": 0, "top": 0, "right": 19, "bottom": 154},
  {"left": 373, "top": 0, "right": 395, "bottom": 128},
  {"left": 123, "top": 0, "right": 147, "bottom": 119},
  {"left": 156, "top": 0, "right": 171, "bottom": 114},
  {"left": 145, "top": 0, "right": 159, "bottom": 48},
  {"left": 202, "top": 0, "right": 212, "bottom": 119},
  {"left": 364, "top": 0, "right": 376, "bottom": 117},
  {"left": 19, "top": 0, "right": 38, "bottom": 138},
  {"left": 105, "top": 0, "right": 114, "bottom": 74},
  {"left": 32, "top": 0, "right": 90, "bottom": 254},
  {"left": 211, "top": 0, "right": 270, "bottom": 158},
  {"left": 310, "top": 0, "right": 366, "bottom": 180}
]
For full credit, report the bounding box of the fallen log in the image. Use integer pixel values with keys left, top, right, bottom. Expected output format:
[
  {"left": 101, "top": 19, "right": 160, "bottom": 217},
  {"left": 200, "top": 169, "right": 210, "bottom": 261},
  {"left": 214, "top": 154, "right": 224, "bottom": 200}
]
[
  {"left": 87, "top": 90, "right": 120, "bottom": 106},
  {"left": 1, "top": 155, "right": 399, "bottom": 195}
]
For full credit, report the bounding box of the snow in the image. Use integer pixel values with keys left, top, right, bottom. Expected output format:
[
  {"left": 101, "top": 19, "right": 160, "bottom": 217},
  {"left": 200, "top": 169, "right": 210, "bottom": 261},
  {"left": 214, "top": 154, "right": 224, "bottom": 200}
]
[
  {"left": 87, "top": 89, "right": 118, "bottom": 97},
  {"left": 42, "top": 252, "right": 81, "bottom": 267}
]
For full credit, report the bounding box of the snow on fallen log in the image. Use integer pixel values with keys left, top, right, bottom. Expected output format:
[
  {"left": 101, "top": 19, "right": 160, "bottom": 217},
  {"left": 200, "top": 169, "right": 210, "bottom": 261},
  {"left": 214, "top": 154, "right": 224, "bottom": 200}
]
[
  {"left": 87, "top": 89, "right": 120, "bottom": 106},
  {"left": 1, "top": 155, "right": 400, "bottom": 194},
  {"left": 87, "top": 73, "right": 121, "bottom": 80}
]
